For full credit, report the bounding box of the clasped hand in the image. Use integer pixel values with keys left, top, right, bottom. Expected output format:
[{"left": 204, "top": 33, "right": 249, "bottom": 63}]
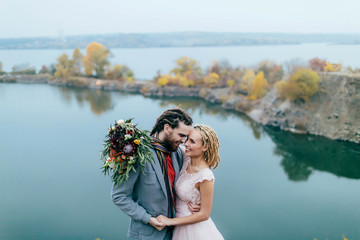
[{"left": 149, "top": 201, "right": 201, "bottom": 231}]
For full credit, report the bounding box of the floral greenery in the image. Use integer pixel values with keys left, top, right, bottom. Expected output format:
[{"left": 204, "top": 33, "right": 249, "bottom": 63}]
[{"left": 101, "top": 119, "right": 153, "bottom": 185}]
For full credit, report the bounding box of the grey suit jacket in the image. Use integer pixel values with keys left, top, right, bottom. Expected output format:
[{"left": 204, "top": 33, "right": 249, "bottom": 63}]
[{"left": 111, "top": 147, "right": 183, "bottom": 240}]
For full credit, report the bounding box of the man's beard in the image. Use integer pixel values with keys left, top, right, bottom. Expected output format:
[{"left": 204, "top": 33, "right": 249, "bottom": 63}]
[{"left": 162, "top": 135, "right": 179, "bottom": 152}]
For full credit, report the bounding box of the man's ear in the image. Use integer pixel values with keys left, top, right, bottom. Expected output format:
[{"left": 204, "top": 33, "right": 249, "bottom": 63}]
[{"left": 164, "top": 123, "right": 171, "bottom": 133}]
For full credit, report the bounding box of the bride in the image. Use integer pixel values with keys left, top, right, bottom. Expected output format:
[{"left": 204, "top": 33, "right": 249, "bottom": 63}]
[{"left": 157, "top": 124, "right": 224, "bottom": 240}]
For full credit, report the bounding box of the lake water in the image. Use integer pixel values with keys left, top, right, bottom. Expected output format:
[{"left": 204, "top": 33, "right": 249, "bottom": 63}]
[
  {"left": 1, "top": 43, "right": 360, "bottom": 79},
  {"left": 0, "top": 83, "right": 359, "bottom": 240}
]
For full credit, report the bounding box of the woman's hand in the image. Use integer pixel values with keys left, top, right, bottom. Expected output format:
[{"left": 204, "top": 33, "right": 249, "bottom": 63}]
[
  {"left": 149, "top": 217, "right": 166, "bottom": 231},
  {"left": 156, "top": 215, "right": 173, "bottom": 226}
]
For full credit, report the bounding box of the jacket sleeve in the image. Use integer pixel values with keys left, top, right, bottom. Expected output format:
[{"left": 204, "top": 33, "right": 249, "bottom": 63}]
[{"left": 111, "top": 165, "right": 151, "bottom": 224}]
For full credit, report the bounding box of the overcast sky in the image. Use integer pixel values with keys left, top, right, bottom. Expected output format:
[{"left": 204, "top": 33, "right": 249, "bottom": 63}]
[{"left": 1, "top": 0, "right": 360, "bottom": 39}]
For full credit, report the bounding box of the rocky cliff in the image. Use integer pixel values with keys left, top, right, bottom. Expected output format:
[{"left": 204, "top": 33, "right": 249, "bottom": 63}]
[{"left": 247, "top": 73, "right": 360, "bottom": 144}]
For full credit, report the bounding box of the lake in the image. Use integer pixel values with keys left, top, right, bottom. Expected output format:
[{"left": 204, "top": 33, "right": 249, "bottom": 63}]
[
  {"left": 0, "top": 83, "right": 359, "bottom": 240},
  {"left": 1, "top": 43, "right": 360, "bottom": 79}
]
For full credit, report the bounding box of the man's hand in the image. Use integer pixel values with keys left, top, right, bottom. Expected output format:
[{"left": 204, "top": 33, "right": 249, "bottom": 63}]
[
  {"left": 149, "top": 217, "right": 166, "bottom": 231},
  {"left": 156, "top": 215, "right": 172, "bottom": 226},
  {"left": 187, "top": 201, "right": 201, "bottom": 213}
]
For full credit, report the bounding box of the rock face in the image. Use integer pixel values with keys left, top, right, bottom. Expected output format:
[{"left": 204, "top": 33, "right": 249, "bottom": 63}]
[
  {"left": 143, "top": 85, "right": 201, "bottom": 98},
  {"left": 248, "top": 73, "right": 360, "bottom": 144}
]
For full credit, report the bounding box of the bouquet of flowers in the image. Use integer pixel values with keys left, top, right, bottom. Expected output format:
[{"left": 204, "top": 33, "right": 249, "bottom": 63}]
[{"left": 101, "top": 119, "right": 153, "bottom": 185}]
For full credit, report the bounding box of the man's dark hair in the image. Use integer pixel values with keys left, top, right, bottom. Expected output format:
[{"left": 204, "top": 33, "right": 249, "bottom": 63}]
[{"left": 151, "top": 108, "right": 193, "bottom": 135}]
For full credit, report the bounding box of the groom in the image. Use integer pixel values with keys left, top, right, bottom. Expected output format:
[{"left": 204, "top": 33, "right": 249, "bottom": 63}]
[{"left": 111, "top": 108, "right": 193, "bottom": 239}]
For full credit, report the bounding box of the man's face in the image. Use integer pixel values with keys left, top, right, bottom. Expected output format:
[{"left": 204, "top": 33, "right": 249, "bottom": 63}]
[{"left": 163, "top": 122, "right": 191, "bottom": 152}]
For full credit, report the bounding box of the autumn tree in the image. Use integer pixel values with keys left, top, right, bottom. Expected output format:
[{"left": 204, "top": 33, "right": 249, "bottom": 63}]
[
  {"left": 157, "top": 74, "right": 171, "bottom": 86},
  {"left": 308, "top": 58, "right": 327, "bottom": 72},
  {"left": 206, "top": 60, "right": 236, "bottom": 87},
  {"left": 72, "top": 48, "right": 83, "bottom": 76},
  {"left": 204, "top": 72, "right": 220, "bottom": 87},
  {"left": 106, "top": 64, "right": 134, "bottom": 83},
  {"left": 324, "top": 62, "right": 335, "bottom": 72},
  {"left": 171, "top": 56, "right": 202, "bottom": 76},
  {"left": 39, "top": 65, "right": 50, "bottom": 74},
  {"left": 248, "top": 71, "right": 269, "bottom": 100},
  {"left": 255, "top": 60, "right": 283, "bottom": 86},
  {"left": 171, "top": 56, "right": 202, "bottom": 85},
  {"left": 239, "top": 69, "right": 255, "bottom": 94},
  {"left": 54, "top": 53, "right": 71, "bottom": 78},
  {"left": 276, "top": 68, "right": 320, "bottom": 101},
  {"left": 82, "top": 42, "right": 110, "bottom": 78}
]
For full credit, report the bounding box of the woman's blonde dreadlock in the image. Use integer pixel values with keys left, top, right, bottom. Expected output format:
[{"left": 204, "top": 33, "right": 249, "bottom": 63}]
[{"left": 193, "top": 124, "right": 220, "bottom": 169}]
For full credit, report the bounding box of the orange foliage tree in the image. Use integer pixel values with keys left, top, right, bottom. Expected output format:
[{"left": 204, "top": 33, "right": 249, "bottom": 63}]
[{"left": 308, "top": 58, "right": 327, "bottom": 72}]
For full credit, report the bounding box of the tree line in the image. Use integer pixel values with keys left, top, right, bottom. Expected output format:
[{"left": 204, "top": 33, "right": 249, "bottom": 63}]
[{"left": 1, "top": 41, "right": 359, "bottom": 102}]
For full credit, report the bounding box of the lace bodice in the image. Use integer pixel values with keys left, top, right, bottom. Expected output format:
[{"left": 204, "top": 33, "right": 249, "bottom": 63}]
[{"left": 175, "top": 156, "right": 215, "bottom": 217}]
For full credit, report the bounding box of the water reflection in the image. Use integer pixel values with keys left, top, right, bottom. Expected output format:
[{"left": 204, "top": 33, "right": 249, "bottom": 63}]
[
  {"left": 266, "top": 127, "right": 360, "bottom": 181},
  {"left": 53, "top": 87, "right": 360, "bottom": 182},
  {"left": 155, "top": 97, "right": 266, "bottom": 140},
  {"left": 56, "top": 87, "right": 114, "bottom": 115}
]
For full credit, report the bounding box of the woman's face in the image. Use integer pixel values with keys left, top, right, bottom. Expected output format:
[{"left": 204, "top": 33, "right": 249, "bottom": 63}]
[{"left": 184, "top": 129, "right": 207, "bottom": 158}]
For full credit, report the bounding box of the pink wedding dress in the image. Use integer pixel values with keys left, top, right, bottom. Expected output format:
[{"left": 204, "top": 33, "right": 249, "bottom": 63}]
[{"left": 172, "top": 157, "right": 224, "bottom": 240}]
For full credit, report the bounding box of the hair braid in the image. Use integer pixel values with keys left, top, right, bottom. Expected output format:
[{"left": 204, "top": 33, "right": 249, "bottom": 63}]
[
  {"left": 151, "top": 108, "right": 193, "bottom": 135},
  {"left": 193, "top": 124, "right": 220, "bottom": 169}
]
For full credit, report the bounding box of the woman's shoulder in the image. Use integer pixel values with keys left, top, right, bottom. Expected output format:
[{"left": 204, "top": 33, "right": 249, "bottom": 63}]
[{"left": 196, "top": 167, "right": 215, "bottom": 183}]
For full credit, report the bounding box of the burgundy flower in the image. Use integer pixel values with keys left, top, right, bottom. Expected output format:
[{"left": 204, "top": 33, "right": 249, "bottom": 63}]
[{"left": 123, "top": 144, "right": 134, "bottom": 154}]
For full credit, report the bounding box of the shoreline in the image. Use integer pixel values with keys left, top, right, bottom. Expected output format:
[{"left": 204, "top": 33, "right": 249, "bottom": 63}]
[{"left": 1, "top": 73, "right": 359, "bottom": 144}]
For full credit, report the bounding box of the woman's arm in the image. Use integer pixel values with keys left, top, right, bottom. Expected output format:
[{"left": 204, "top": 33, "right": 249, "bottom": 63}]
[{"left": 158, "top": 179, "right": 214, "bottom": 226}]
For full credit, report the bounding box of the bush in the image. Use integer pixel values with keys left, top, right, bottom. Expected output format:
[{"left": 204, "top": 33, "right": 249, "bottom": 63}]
[
  {"left": 276, "top": 68, "right": 320, "bottom": 101},
  {"left": 157, "top": 75, "right": 171, "bottom": 86},
  {"left": 204, "top": 72, "right": 219, "bottom": 87}
]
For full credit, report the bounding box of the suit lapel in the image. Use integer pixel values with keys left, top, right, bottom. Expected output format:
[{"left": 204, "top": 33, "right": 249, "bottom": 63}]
[
  {"left": 151, "top": 150, "right": 168, "bottom": 198},
  {"left": 171, "top": 151, "right": 181, "bottom": 183}
]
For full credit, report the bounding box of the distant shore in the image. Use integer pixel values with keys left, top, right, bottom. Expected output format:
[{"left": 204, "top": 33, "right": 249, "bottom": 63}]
[
  {"left": 1, "top": 32, "right": 360, "bottom": 50},
  {"left": 1, "top": 73, "right": 359, "bottom": 144}
]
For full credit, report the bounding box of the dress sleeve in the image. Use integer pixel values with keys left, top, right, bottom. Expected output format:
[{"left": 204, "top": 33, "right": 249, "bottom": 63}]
[{"left": 195, "top": 169, "right": 215, "bottom": 184}]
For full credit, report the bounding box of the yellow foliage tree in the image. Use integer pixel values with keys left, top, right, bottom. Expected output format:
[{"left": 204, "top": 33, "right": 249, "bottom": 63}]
[
  {"left": 276, "top": 68, "right": 320, "bottom": 101},
  {"left": 176, "top": 75, "right": 194, "bottom": 87},
  {"left": 227, "top": 79, "right": 235, "bottom": 88},
  {"left": 157, "top": 75, "right": 171, "bottom": 86},
  {"left": 54, "top": 53, "right": 71, "bottom": 78},
  {"left": 248, "top": 71, "right": 269, "bottom": 100},
  {"left": 204, "top": 72, "right": 219, "bottom": 87},
  {"left": 171, "top": 56, "right": 202, "bottom": 76},
  {"left": 324, "top": 62, "right": 335, "bottom": 72},
  {"left": 240, "top": 69, "right": 256, "bottom": 94},
  {"left": 275, "top": 80, "right": 288, "bottom": 99},
  {"left": 82, "top": 42, "right": 110, "bottom": 78},
  {"left": 72, "top": 48, "right": 83, "bottom": 76},
  {"left": 106, "top": 64, "right": 134, "bottom": 82}
]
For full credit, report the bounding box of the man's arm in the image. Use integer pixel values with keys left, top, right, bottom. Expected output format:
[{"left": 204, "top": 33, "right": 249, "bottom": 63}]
[{"left": 111, "top": 167, "right": 151, "bottom": 224}]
